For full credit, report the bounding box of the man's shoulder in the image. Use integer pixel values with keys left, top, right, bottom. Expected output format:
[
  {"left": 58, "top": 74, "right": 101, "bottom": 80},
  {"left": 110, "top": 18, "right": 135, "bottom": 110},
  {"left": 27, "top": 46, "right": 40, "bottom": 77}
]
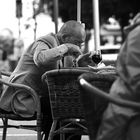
[
  {"left": 128, "top": 24, "right": 140, "bottom": 39},
  {"left": 37, "top": 33, "right": 56, "bottom": 43},
  {"left": 124, "top": 21, "right": 140, "bottom": 36},
  {"left": 36, "top": 33, "right": 58, "bottom": 48}
]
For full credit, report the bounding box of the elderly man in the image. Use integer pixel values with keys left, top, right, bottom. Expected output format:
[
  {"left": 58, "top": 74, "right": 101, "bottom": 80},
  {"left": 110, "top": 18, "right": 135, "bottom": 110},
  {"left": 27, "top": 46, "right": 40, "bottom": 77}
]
[{"left": 0, "top": 20, "right": 93, "bottom": 139}]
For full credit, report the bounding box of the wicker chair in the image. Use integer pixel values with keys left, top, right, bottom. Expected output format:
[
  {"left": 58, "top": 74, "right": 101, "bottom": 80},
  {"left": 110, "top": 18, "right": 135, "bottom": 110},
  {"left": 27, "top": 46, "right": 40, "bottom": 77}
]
[
  {"left": 78, "top": 72, "right": 140, "bottom": 140},
  {"left": 42, "top": 68, "right": 92, "bottom": 140},
  {"left": 0, "top": 71, "right": 43, "bottom": 140}
]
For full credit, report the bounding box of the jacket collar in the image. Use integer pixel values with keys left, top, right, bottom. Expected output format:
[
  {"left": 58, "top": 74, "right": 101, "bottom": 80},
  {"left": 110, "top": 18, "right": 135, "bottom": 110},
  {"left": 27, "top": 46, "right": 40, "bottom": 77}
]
[{"left": 124, "top": 21, "right": 140, "bottom": 35}]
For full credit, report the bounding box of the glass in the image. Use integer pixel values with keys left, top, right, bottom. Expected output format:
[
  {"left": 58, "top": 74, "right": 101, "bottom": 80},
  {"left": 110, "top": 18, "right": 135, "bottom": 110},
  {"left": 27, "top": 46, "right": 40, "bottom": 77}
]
[{"left": 91, "top": 50, "right": 102, "bottom": 66}]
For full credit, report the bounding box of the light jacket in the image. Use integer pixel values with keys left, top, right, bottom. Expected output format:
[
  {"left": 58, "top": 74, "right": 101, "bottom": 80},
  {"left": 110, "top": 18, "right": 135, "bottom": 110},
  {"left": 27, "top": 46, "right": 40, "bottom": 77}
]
[
  {"left": 0, "top": 33, "right": 64, "bottom": 117},
  {"left": 96, "top": 22, "right": 140, "bottom": 140}
]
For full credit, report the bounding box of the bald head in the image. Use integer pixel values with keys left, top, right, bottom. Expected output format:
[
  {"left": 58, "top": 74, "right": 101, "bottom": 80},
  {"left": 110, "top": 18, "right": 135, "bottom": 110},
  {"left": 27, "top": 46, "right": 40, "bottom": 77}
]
[{"left": 57, "top": 20, "right": 86, "bottom": 45}]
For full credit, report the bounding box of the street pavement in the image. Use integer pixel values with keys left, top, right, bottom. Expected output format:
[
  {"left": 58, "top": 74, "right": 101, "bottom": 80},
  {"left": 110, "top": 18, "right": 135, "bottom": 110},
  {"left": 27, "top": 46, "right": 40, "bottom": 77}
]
[
  {"left": 0, "top": 119, "right": 89, "bottom": 140},
  {"left": 0, "top": 119, "right": 37, "bottom": 140}
]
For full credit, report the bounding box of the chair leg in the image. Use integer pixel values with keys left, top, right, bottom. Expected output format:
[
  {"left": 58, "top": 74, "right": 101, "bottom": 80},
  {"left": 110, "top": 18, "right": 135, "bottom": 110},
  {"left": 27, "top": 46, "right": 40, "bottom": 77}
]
[
  {"left": 41, "top": 131, "right": 45, "bottom": 140},
  {"left": 2, "top": 118, "right": 8, "bottom": 140},
  {"left": 48, "top": 120, "right": 58, "bottom": 140},
  {"left": 37, "top": 129, "right": 42, "bottom": 140},
  {"left": 60, "top": 121, "right": 65, "bottom": 140}
]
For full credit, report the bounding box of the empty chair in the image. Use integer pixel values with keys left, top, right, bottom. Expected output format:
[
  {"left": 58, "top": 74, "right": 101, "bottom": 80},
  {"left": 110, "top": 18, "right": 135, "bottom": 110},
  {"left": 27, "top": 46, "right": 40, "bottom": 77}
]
[
  {"left": 78, "top": 72, "right": 140, "bottom": 140},
  {"left": 42, "top": 68, "right": 91, "bottom": 140},
  {"left": 0, "top": 71, "right": 43, "bottom": 140}
]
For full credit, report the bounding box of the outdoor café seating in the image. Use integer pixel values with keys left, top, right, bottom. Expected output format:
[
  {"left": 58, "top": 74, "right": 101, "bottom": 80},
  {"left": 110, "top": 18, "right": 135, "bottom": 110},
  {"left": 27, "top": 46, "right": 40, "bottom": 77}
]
[
  {"left": 41, "top": 67, "right": 116, "bottom": 140},
  {"left": 42, "top": 68, "right": 89, "bottom": 140},
  {"left": 78, "top": 72, "right": 140, "bottom": 140},
  {"left": 0, "top": 71, "right": 43, "bottom": 140},
  {"left": 78, "top": 72, "right": 116, "bottom": 139}
]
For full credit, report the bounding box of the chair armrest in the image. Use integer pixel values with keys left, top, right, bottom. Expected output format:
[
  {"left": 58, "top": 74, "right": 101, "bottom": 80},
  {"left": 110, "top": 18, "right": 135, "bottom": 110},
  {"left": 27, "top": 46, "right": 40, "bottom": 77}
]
[
  {"left": 0, "top": 78, "right": 41, "bottom": 118},
  {"left": 1, "top": 71, "right": 12, "bottom": 77},
  {"left": 79, "top": 78, "right": 140, "bottom": 110}
]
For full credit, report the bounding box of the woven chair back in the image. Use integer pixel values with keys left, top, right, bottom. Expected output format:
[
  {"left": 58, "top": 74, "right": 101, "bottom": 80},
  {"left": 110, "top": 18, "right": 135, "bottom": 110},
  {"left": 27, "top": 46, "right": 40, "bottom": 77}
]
[{"left": 42, "top": 68, "right": 90, "bottom": 120}]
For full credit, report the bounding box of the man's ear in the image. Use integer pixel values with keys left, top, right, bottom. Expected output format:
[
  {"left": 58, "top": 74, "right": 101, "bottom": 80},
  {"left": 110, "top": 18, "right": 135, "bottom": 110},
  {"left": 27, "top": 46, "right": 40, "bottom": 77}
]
[{"left": 61, "top": 34, "right": 69, "bottom": 42}]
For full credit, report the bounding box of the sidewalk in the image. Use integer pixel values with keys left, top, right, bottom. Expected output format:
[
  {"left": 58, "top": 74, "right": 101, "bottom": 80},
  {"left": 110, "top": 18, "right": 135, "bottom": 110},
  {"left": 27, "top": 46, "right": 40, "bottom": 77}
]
[
  {"left": 0, "top": 119, "right": 89, "bottom": 140},
  {"left": 0, "top": 119, "right": 37, "bottom": 140}
]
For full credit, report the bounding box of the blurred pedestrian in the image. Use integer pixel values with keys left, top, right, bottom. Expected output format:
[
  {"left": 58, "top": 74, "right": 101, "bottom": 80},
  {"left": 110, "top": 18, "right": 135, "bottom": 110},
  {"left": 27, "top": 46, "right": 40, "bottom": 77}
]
[
  {"left": 0, "top": 28, "right": 14, "bottom": 72},
  {"left": 95, "top": 12, "right": 140, "bottom": 140},
  {"left": 13, "top": 38, "right": 24, "bottom": 61},
  {"left": 0, "top": 28, "right": 14, "bottom": 56},
  {"left": 8, "top": 38, "right": 24, "bottom": 71}
]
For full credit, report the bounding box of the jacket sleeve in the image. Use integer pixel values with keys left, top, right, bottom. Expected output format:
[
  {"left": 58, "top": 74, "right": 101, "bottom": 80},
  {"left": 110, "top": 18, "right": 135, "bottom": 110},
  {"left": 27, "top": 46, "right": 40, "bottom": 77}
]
[
  {"left": 33, "top": 41, "right": 68, "bottom": 67},
  {"left": 126, "top": 25, "right": 140, "bottom": 95}
]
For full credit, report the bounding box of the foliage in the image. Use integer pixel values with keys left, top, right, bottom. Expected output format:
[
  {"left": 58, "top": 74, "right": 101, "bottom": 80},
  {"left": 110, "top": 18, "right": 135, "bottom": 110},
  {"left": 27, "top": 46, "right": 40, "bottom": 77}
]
[{"left": 39, "top": 0, "right": 140, "bottom": 30}]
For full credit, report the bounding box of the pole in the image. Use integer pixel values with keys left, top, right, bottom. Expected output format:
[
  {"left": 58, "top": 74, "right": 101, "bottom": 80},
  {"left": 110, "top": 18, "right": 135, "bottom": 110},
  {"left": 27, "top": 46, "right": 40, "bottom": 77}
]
[
  {"left": 34, "top": 16, "right": 37, "bottom": 40},
  {"left": 16, "top": 0, "right": 22, "bottom": 38},
  {"left": 92, "top": 0, "right": 100, "bottom": 51},
  {"left": 18, "top": 18, "right": 21, "bottom": 38},
  {"left": 33, "top": 2, "right": 37, "bottom": 41},
  {"left": 54, "top": 0, "right": 59, "bottom": 33},
  {"left": 77, "top": 0, "right": 81, "bottom": 23}
]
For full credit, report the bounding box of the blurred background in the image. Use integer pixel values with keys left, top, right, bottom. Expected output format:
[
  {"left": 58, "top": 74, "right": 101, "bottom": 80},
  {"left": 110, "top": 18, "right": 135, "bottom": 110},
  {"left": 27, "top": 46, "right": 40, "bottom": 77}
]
[
  {"left": 0, "top": 0, "right": 140, "bottom": 72},
  {"left": 0, "top": 1, "right": 140, "bottom": 139}
]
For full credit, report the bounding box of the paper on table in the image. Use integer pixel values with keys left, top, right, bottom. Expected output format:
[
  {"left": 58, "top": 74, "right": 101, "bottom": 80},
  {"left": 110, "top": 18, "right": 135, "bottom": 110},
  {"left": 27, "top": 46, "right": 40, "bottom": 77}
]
[{"left": 88, "top": 63, "right": 115, "bottom": 70}]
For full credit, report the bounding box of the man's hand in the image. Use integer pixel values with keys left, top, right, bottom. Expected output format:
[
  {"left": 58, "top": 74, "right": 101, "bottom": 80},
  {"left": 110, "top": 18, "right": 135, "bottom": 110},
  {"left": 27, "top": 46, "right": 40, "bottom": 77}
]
[
  {"left": 77, "top": 52, "right": 92, "bottom": 67},
  {"left": 65, "top": 43, "right": 82, "bottom": 58}
]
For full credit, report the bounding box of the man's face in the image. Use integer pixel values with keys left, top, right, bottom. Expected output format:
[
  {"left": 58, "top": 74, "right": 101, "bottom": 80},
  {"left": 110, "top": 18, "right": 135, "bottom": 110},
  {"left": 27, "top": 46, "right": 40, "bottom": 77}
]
[
  {"left": 72, "top": 28, "right": 86, "bottom": 47},
  {"left": 63, "top": 35, "right": 85, "bottom": 49},
  {"left": 71, "top": 37, "right": 83, "bottom": 46}
]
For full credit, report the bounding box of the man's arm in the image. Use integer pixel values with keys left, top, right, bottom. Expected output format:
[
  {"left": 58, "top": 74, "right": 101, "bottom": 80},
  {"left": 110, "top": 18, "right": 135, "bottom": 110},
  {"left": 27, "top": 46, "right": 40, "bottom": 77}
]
[
  {"left": 33, "top": 41, "right": 68, "bottom": 67},
  {"left": 33, "top": 41, "right": 82, "bottom": 67}
]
